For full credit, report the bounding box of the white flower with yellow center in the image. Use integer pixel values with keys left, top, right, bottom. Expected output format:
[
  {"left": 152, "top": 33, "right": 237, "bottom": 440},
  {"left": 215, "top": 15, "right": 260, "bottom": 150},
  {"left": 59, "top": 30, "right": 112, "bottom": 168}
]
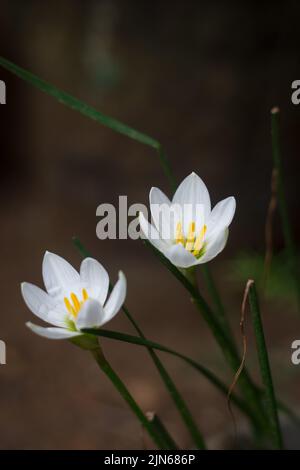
[
  {"left": 21, "top": 252, "right": 126, "bottom": 340},
  {"left": 139, "top": 172, "right": 236, "bottom": 269}
]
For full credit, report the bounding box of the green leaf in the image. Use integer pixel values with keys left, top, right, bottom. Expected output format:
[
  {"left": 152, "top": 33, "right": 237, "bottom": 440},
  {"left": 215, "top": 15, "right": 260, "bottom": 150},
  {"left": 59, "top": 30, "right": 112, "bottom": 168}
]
[
  {"left": 248, "top": 281, "right": 283, "bottom": 449},
  {"left": 83, "top": 327, "right": 256, "bottom": 423},
  {"left": 0, "top": 56, "right": 176, "bottom": 191}
]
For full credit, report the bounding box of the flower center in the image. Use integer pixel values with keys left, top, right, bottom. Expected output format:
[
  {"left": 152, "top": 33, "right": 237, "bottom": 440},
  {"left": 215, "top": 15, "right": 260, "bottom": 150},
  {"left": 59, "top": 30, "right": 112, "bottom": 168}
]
[
  {"left": 64, "top": 289, "right": 89, "bottom": 318},
  {"left": 175, "top": 221, "right": 207, "bottom": 256}
]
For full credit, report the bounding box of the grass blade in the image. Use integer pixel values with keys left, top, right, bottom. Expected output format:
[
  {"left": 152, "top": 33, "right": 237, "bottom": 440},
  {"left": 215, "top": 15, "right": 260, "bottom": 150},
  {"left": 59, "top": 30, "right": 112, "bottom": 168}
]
[
  {"left": 0, "top": 56, "right": 176, "bottom": 191},
  {"left": 248, "top": 280, "right": 283, "bottom": 449}
]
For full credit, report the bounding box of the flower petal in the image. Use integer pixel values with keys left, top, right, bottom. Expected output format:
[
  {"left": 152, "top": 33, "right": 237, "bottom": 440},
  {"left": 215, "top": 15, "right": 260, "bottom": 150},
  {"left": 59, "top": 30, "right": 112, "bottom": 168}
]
[
  {"left": 26, "top": 322, "right": 81, "bottom": 339},
  {"left": 150, "top": 187, "right": 182, "bottom": 241},
  {"left": 206, "top": 197, "right": 236, "bottom": 236},
  {"left": 76, "top": 298, "right": 105, "bottom": 330},
  {"left": 80, "top": 258, "right": 109, "bottom": 305},
  {"left": 196, "top": 229, "right": 229, "bottom": 264},
  {"left": 172, "top": 172, "right": 211, "bottom": 214},
  {"left": 139, "top": 212, "right": 170, "bottom": 252},
  {"left": 103, "top": 271, "right": 126, "bottom": 324},
  {"left": 164, "top": 244, "right": 198, "bottom": 268},
  {"left": 42, "top": 251, "right": 80, "bottom": 300},
  {"left": 21, "top": 282, "right": 66, "bottom": 327}
]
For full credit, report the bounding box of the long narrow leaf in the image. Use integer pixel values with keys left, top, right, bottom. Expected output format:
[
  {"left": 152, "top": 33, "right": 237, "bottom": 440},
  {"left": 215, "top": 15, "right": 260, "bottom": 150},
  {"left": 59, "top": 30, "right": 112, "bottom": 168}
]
[
  {"left": 84, "top": 327, "right": 257, "bottom": 423},
  {"left": 248, "top": 281, "right": 283, "bottom": 449},
  {"left": 0, "top": 56, "right": 176, "bottom": 191}
]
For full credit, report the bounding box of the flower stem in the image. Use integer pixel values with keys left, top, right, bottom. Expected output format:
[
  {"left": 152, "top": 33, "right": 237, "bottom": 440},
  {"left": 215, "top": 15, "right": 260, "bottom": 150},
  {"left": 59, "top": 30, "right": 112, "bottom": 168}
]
[
  {"left": 91, "top": 346, "right": 171, "bottom": 450},
  {"left": 73, "top": 236, "right": 206, "bottom": 449},
  {"left": 248, "top": 281, "right": 283, "bottom": 449},
  {"left": 201, "top": 264, "right": 232, "bottom": 336}
]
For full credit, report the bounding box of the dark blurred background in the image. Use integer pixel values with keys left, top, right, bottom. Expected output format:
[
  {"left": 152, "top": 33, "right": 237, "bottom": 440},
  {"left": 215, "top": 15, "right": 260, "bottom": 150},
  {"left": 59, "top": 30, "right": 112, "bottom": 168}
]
[{"left": 0, "top": 0, "right": 300, "bottom": 449}]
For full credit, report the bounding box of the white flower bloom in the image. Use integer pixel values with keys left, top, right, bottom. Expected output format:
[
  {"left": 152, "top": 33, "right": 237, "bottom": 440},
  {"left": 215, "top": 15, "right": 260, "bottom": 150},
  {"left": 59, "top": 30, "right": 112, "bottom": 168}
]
[
  {"left": 139, "top": 172, "right": 236, "bottom": 269},
  {"left": 21, "top": 252, "right": 126, "bottom": 340}
]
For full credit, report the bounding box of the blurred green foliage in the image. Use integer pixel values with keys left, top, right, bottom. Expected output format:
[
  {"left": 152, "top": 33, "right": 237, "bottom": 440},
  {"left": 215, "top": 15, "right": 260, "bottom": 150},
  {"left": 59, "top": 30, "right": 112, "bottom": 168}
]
[{"left": 230, "top": 251, "right": 299, "bottom": 308}]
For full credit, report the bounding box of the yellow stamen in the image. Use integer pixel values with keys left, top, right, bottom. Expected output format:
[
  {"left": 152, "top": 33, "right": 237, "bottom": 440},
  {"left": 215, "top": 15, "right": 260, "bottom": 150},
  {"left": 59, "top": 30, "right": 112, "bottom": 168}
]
[
  {"left": 175, "top": 219, "right": 207, "bottom": 257},
  {"left": 82, "top": 288, "right": 88, "bottom": 301},
  {"left": 175, "top": 222, "right": 185, "bottom": 245},
  {"left": 193, "top": 224, "right": 207, "bottom": 255},
  {"left": 64, "top": 290, "right": 89, "bottom": 318},
  {"left": 64, "top": 297, "right": 76, "bottom": 316},
  {"left": 185, "top": 221, "right": 196, "bottom": 251},
  {"left": 71, "top": 292, "right": 81, "bottom": 313}
]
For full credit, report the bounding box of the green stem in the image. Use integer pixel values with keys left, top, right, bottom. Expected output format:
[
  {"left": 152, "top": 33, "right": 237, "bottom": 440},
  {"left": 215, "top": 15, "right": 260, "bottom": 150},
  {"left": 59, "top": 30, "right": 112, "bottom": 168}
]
[
  {"left": 248, "top": 282, "right": 283, "bottom": 449},
  {"left": 201, "top": 264, "right": 232, "bottom": 335},
  {"left": 157, "top": 144, "right": 177, "bottom": 193},
  {"left": 271, "top": 107, "right": 300, "bottom": 307},
  {"left": 92, "top": 346, "right": 169, "bottom": 449},
  {"left": 73, "top": 236, "right": 206, "bottom": 449}
]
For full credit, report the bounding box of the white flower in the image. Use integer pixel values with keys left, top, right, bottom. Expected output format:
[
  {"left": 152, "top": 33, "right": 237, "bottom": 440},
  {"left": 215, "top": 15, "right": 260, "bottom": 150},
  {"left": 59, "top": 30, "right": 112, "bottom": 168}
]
[
  {"left": 21, "top": 252, "right": 126, "bottom": 340},
  {"left": 139, "top": 172, "right": 236, "bottom": 269}
]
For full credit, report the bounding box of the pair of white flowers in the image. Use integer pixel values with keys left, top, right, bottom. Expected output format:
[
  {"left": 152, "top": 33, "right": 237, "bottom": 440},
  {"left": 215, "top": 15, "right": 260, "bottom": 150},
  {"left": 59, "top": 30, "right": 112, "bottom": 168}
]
[{"left": 22, "top": 172, "right": 236, "bottom": 340}]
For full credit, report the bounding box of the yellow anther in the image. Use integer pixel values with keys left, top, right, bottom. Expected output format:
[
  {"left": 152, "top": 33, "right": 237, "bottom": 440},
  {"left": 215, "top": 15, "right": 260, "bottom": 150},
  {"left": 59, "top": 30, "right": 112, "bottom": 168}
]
[
  {"left": 185, "top": 221, "right": 196, "bottom": 251},
  {"left": 193, "top": 225, "right": 207, "bottom": 255},
  {"left": 64, "top": 297, "right": 76, "bottom": 316},
  {"left": 70, "top": 293, "right": 81, "bottom": 314},
  {"left": 82, "top": 288, "right": 88, "bottom": 301},
  {"left": 175, "top": 222, "right": 185, "bottom": 245},
  {"left": 175, "top": 220, "right": 206, "bottom": 257},
  {"left": 64, "top": 290, "right": 89, "bottom": 317}
]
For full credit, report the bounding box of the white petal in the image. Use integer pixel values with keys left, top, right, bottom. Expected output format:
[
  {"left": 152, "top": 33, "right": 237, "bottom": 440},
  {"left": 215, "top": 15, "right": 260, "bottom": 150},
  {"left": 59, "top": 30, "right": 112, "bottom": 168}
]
[
  {"left": 139, "top": 212, "right": 169, "bottom": 252},
  {"left": 172, "top": 172, "right": 211, "bottom": 220},
  {"left": 80, "top": 258, "right": 109, "bottom": 305},
  {"left": 196, "top": 229, "right": 229, "bottom": 264},
  {"left": 42, "top": 252, "right": 80, "bottom": 300},
  {"left": 164, "top": 244, "right": 198, "bottom": 269},
  {"left": 21, "top": 283, "right": 65, "bottom": 327},
  {"left": 150, "top": 187, "right": 171, "bottom": 211},
  {"left": 149, "top": 187, "right": 170, "bottom": 234},
  {"left": 150, "top": 187, "right": 182, "bottom": 241},
  {"left": 26, "top": 322, "right": 81, "bottom": 340},
  {"left": 103, "top": 271, "right": 126, "bottom": 324},
  {"left": 206, "top": 197, "right": 236, "bottom": 236},
  {"left": 76, "top": 298, "right": 105, "bottom": 330}
]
